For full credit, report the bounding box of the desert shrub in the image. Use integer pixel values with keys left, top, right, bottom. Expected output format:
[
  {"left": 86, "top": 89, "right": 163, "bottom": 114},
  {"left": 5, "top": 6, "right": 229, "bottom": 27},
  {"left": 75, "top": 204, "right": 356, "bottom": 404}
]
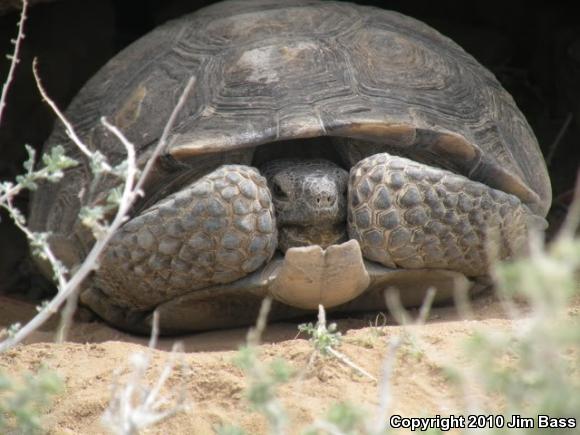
[
  {"left": 455, "top": 216, "right": 580, "bottom": 433},
  {"left": 0, "top": 367, "right": 63, "bottom": 434}
]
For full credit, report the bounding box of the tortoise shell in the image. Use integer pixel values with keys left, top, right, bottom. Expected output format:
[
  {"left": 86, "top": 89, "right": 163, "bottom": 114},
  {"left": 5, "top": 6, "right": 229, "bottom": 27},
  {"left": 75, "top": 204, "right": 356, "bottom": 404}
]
[{"left": 31, "top": 0, "right": 550, "bottom": 234}]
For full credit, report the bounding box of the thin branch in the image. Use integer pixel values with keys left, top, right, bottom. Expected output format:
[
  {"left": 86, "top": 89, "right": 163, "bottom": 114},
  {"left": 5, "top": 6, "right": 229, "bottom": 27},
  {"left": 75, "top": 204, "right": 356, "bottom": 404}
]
[
  {"left": 55, "top": 117, "right": 141, "bottom": 342},
  {"left": 247, "top": 297, "right": 272, "bottom": 347},
  {"left": 370, "top": 332, "right": 403, "bottom": 435},
  {"left": 148, "top": 311, "right": 160, "bottom": 350},
  {"left": 133, "top": 75, "right": 196, "bottom": 197},
  {"left": 315, "top": 305, "right": 377, "bottom": 381},
  {"left": 371, "top": 287, "right": 436, "bottom": 434},
  {"left": 326, "top": 346, "right": 376, "bottom": 381},
  {"left": 51, "top": 115, "right": 141, "bottom": 342},
  {"left": 101, "top": 314, "right": 188, "bottom": 434},
  {"left": 100, "top": 117, "right": 138, "bottom": 200},
  {"left": 384, "top": 289, "right": 411, "bottom": 326},
  {"left": 54, "top": 288, "right": 79, "bottom": 343},
  {"left": 0, "top": 0, "right": 28, "bottom": 127},
  {"left": 417, "top": 287, "right": 436, "bottom": 324},
  {"left": 1, "top": 196, "right": 67, "bottom": 290},
  {"left": 32, "top": 58, "right": 109, "bottom": 168}
]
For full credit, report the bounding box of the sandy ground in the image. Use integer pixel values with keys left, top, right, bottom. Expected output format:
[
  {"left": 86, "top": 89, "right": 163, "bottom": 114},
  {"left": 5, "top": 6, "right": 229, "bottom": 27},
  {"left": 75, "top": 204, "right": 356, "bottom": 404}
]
[{"left": 0, "top": 290, "right": 563, "bottom": 434}]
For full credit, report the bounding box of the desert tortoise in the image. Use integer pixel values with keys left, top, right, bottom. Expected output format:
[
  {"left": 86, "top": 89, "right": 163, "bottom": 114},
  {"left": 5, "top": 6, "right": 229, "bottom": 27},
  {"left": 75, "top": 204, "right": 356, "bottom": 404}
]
[{"left": 29, "top": 0, "right": 551, "bottom": 333}]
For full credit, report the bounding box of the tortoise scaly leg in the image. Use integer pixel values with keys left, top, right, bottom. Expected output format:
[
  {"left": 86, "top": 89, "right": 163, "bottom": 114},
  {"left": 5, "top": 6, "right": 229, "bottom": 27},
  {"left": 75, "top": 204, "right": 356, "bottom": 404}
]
[
  {"left": 348, "top": 153, "right": 541, "bottom": 276},
  {"left": 87, "top": 165, "right": 277, "bottom": 312}
]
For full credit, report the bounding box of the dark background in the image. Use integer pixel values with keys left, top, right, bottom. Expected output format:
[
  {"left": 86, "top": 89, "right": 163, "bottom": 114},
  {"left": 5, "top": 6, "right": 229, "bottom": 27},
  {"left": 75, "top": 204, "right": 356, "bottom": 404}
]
[{"left": 0, "top": 0, "right": 578, "bottom": 293}]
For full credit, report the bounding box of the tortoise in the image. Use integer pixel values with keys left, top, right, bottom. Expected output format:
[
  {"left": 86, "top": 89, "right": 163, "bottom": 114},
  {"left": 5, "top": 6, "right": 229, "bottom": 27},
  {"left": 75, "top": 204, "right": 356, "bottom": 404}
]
[{"left": 29, "top": 0, "right": 551, "bottom": 334}]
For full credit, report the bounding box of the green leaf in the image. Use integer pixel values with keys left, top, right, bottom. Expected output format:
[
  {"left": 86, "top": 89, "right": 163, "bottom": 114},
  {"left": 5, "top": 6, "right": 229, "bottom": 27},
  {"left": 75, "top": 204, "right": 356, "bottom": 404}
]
[
  {"left": 106, "top": 186, "right": 123, "bottom": 206},
  {"left": 88, "top": 150, "right": 109, "bottom": 174},
  {"left": 42, "top": 145, "right": 78, "bottom": 182},
  {"left": 79, "top": 205, "right": 105, "bottom": 229},
  {"left": 22, "top": 145, "right": 36, "bottom": 172}
]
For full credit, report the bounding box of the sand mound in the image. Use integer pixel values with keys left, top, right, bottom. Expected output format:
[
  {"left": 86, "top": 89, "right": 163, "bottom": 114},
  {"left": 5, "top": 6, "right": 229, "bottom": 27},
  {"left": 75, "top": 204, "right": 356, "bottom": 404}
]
[{"left": 0, "top": 291, "right": 539, "bottom": 434}]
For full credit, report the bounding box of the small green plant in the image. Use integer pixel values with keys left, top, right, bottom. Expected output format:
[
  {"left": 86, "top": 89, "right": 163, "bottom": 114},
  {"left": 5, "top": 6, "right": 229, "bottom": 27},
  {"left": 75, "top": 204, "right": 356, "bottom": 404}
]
[
  {"left": 0, "top": 366, "right": 63, "bottom": 434},
  {"left": 298, "top": 311, "right": 342, "bottom": 357},
  {"left": 299, "top": 305, "right": 376, "bottom": 381}
]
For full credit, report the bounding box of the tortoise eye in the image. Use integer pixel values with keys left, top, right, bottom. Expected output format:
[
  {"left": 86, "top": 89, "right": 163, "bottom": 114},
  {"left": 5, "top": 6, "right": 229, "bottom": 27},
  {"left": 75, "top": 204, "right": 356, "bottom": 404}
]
[{"left": 272, "top": 182, "right": 288, "bottom": 200}]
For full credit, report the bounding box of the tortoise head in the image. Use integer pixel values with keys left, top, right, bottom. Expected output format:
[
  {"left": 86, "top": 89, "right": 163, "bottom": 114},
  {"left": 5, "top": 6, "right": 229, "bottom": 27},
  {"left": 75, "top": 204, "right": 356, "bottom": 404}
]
[{"left": 259, "top": 158, "right": 349, "bottom": 251}]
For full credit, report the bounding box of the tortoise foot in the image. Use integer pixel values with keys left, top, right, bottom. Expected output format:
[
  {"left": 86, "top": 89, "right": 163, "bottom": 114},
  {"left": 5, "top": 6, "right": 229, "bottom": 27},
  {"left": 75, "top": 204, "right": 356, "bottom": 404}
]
[
  {"left": 93, "top": 164, "right": 277, "bottom": 310},
  {"left": 348, "top": 153, "right": 541, "bottom": 276}
]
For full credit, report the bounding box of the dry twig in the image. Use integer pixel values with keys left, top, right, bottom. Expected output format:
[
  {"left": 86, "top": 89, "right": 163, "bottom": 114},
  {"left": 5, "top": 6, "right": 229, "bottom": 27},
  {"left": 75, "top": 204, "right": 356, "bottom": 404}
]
[
  {"left": 370, "top": 287, "right": 436, "bottom": 434},
  {"left": 101, "top": 312, "right": 189, "bottom": 435},
  {"left": 0, "top": 0, "right": 28, "bottom": 126}
]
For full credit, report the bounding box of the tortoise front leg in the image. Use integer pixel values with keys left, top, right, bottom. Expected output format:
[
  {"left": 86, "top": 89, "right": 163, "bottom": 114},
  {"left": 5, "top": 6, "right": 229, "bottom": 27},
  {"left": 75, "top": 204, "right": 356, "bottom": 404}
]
[
  {"left": 91, "top": 164, "right": 277, "bottom": 311},
  {"left": 348, "top": 153, "right": 540, "bottom": 277}
]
